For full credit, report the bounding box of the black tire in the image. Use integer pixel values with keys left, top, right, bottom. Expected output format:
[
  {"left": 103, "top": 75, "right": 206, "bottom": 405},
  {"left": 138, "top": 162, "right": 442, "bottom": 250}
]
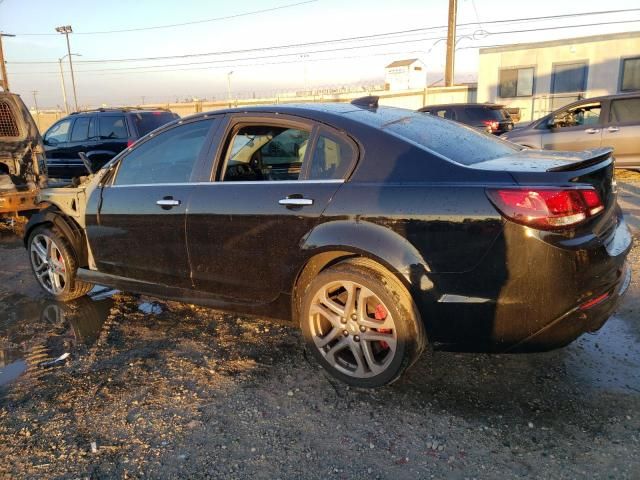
[
  {"left": 27, "top": 224, "right": 93, "bottom": 302},
  {"left": 300, "top": 260, "right": 426, "bottom": 388}
]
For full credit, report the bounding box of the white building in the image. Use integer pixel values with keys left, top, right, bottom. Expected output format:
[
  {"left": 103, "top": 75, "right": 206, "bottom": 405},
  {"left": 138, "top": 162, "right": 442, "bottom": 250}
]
[
  {"left": 477, "top": 31, "right": 640, "bottom": 122},
  {"left": 384, "top": 59, "right": 427, "bottom": 91}
]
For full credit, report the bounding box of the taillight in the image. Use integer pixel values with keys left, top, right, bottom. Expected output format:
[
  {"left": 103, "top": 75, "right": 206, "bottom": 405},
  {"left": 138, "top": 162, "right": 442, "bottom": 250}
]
[
  {"left": 486, "top": 187, "right": 605, "bottom": 230},
  {"left": 127, "top": 139, "right": 135, "bottom": 148},
  {"left": 482, "top": 120, "right": 499, "bottom": 132}
]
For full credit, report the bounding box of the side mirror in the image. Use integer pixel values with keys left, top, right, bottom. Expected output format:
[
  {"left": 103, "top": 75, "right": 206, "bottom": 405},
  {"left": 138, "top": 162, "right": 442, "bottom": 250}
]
[
  {"left": 44, "top": 137, "right": 58, "bottom": 146},
  {"left": 547, "top": 117, "right": 557, "bottom": 129}
]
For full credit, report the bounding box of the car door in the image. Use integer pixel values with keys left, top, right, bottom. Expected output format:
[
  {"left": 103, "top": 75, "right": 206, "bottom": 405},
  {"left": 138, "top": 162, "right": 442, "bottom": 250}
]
[
  {"left": 43, "top": 117, "right": 74, "bottom": 178},
  {"left": 64, "top": 115, "right": 100, "bottom": 177},
  {"left": 85, "top": 117, "right": 218, "bottom": 287},
  {"left": 186, "top": 114, "right": 358, "bottom": 303},
  {"left": 602, "top": 96, "right": 640, "bottom": 167},
  {"left": 93, "top": 114, "right": 131, "bottom": 169},
  {"left": 541, "top": 101, "right": 603, "bottom": 151}
]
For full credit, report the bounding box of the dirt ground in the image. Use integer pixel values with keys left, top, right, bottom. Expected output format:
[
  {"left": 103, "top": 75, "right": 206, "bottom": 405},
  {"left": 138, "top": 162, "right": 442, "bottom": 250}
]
[{"left": 1, "top": 174, "right": 640, "bottom": 479}]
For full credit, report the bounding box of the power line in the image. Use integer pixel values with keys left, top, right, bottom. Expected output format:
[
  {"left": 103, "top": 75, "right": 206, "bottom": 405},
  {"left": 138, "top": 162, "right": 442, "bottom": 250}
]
[
  {"left": 8, "top": 16, "right": 640, "bottom": 76},
  {"left": 8, "top": 7, "right": 640, "bottom": 66},
  {"left": 10, "top": 1, "right": 318, "bottom": 36}
]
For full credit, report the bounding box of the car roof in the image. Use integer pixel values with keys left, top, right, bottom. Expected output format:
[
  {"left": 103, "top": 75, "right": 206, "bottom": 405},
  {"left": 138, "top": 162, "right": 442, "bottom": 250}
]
[
  {"left": 70, "top": 108, "right": 174, "bottom": 116},
  {"left": 559, "top": 91, "right": 640, "bottom": 104}
]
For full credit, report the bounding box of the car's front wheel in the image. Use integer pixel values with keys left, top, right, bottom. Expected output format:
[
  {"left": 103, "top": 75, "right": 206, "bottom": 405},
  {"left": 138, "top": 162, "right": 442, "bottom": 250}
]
[
  {"left": 300, "top": 261, "right": 426, "bottom": 388},
  {"left": 28, "top": 225, "right": 93, "bottom": 302}
]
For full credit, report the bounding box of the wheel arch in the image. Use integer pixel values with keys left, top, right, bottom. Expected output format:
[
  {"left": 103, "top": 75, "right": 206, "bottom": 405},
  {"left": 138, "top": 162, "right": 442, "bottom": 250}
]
[
  {"left": 24, "top": 207, "right": 89, "bottom": 268},
  {"left": 292, "top": 220, "right": 433, "bottom": 319}
]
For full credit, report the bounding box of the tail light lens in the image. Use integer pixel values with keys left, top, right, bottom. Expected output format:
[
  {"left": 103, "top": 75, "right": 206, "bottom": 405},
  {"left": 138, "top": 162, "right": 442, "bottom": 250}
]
[
  {"left": 482, "top": 120, "right": 499, "bottom": 132},
  {"left": 486, "top": 187, "right": 605, "bottom": 230},
  {"left": 127, "top": 139, "right": 135, "bottom": 148}
]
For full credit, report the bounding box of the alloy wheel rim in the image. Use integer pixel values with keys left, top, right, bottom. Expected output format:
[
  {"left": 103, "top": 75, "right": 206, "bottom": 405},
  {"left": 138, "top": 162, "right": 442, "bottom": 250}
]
[
  {"left": 30, "top": 234, "right": 67, "bottom": 295},
  {"left": 308, "top": 280, "right": 398, "bottom": 378}
]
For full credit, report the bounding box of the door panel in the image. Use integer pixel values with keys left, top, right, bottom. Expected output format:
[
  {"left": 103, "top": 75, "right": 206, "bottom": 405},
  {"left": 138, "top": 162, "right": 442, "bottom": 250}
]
[
  {"left": 186, "top": 181, "right": 343, "bottom": 302},
  {"left": 603, "top": 98, "right": 640, "bottom": 167},
  {"left": 86, "top": 185, "right": 193, "bottom": 287},
  {"left": 541, "top": 101, "right": 603, "bottom": 151}
]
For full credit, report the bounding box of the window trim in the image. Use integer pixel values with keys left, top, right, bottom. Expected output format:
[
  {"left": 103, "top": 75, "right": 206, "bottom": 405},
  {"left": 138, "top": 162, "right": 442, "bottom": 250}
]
[
  {"left": 619, "top": 56, "right": 640, "bottom": 93},
  {"left": 551, "top": 60, "right": 589, "bottom": 95},
  {"left": 109, "top": 117, "right": 217, "bottom": 186},
  {"left": 498, "top": 65, "right": 535, "bottom": 98}
]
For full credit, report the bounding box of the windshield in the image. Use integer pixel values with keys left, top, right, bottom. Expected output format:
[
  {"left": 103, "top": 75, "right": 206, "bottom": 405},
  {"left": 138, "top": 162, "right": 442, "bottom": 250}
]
[{"left": 132, "top": 112, "right": 178, "bottom": 136}]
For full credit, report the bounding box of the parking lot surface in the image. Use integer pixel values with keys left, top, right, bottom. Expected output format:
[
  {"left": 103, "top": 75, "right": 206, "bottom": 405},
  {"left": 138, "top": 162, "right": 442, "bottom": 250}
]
[{"left": 1, "top": 173, "right": 640, "bottom": 479}]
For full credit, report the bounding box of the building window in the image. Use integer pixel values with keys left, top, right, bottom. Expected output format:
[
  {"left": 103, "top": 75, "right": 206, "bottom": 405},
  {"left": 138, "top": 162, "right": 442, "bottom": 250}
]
[
  {"left": 498, "top": 67, "right": 534, "bottom": 98},
  {"left": 552, "top": 62, "right": 588, "bottom": 94},
  {"left": 620, "top": 57, "right": 640, "bottom": 92}
]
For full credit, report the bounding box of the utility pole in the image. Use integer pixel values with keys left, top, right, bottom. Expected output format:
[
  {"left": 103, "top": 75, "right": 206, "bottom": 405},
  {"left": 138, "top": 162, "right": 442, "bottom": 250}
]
[
  {"left": 56, "top": 25, "right": 78, "bottom": 111},
  {"left": 58, "top": 58, "right": 69, "bottom": 114},
  {"left": 445, "top": 0, "right": 457, "bottom": 87},
  {"left": 0, "top": 32, "right": 16, "bottom": 91},
  {"left": 32, "top": 90, "right": 40, "bottom": 129},
  {"left": 227, "top": 71, "right": 234, "bottom": 107}
]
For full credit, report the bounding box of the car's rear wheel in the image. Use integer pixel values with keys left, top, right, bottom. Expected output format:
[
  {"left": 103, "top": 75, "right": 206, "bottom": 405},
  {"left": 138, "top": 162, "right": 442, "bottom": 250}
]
[
  {"left": 300, "top": 261, "right": 426, "bottom": 388},
  {"left": 28, "top": 225, "right": 93, "bottom": 302}
]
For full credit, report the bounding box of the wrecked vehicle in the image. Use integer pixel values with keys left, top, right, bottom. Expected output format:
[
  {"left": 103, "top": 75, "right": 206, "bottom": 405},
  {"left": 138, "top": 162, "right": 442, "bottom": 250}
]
[
  {"left": 23, "top": 98, "right": 632, "bottom": 388},
  {"left": 0, "top": 91, "right": 47, "bottom": 219}
]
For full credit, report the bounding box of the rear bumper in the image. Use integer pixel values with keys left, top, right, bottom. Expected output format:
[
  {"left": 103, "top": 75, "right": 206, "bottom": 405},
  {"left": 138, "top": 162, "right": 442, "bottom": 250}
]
[{"left": 505, "top": 261, "right": 631, "bottom": 352}]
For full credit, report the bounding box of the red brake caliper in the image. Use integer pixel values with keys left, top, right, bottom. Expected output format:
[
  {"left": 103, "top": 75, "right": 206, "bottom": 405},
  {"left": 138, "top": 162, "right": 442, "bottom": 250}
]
[{"left": 375, "top": 304, "right": 390, "bottom": 350}]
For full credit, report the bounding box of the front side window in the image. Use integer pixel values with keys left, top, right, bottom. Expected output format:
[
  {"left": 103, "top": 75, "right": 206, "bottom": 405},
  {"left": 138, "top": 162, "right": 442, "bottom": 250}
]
[
  {"left": 552, "top": 62, "right": 588, "bottom": 94},
  {"left": 308, "top": 134, "right": 355, "bottom": 180},
  {"left": 114, "top": 119, "right": 213, "bottom": 185},
  {"left": 223, "top": 125, "right": 310, "bottom": 181},
  {"left": 609, "top": 98, "right": 640, "bottom": 123},
  {"left": 499, "top": 67, "right": 534, "bottom": 98},
  {"left": 552, "top": 102, "right": 601, "bottom": 129},
  {"left": 45, "top": 119, "right": 72, "bottom": 144},
  {"left": 621, "top": 57, "right": 640, "bottom": 92},
  {"left": 70, "top": 116, "right": 91, "bottom": 142},
  {"left": 99, "top": 116, "right": 128, "bottom": 140}
]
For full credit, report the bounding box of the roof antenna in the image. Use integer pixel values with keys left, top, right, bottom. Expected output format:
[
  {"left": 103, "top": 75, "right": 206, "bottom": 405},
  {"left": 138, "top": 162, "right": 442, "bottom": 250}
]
[{"left": 351, "top": 96, "right": 379, "bottom": 109}]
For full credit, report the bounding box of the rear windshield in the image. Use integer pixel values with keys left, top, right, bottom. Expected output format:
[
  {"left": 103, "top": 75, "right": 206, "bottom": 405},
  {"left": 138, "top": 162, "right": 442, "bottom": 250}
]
[
  {"left": 132, "top": 112, "right": 177, "bottom": 136},
  {"left": 464, "top": 107, "right": 510, "bottom": 122},
  {"left": 347, "top": 108, "right": 518, "bottom": 165}
]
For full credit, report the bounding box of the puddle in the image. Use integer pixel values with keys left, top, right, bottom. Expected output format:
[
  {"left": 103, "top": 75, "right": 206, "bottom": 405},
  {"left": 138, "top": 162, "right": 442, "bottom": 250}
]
[
  {"left": 0, "top": 293, "right": 114, "bottom": 387},
  {"left": 138, "top": 302, "right": 163, "bottom": 315},
  {"left": 565, "top": 315, "right": 640, "bottom": 393}
]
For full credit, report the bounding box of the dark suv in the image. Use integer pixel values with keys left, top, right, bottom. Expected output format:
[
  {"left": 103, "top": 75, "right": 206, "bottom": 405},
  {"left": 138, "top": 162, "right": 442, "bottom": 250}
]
[
  {"left": 43, "top": 108, "right": 178, "bottom": 179},
  {"left": 418, "top": 103, "right": 514, "bottom": 135}
]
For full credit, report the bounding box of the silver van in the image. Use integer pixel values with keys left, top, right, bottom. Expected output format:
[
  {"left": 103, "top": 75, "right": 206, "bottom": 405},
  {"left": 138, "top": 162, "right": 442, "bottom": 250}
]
[{"left": 502, "top": 93, "right": 640, "bottom": 168}]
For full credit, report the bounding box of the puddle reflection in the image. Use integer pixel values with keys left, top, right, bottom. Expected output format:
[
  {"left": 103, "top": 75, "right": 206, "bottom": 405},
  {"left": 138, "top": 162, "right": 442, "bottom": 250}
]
[{"left": 0, "top": 293, "right": 114, "bottom": 387}]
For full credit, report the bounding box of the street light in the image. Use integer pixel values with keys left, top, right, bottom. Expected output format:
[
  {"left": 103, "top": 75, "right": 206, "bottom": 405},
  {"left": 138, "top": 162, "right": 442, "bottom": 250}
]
[
  {"left": 227, "top": 71, "right": 234, "bottom": 107},
  {"left": 55, "top": 25, "right": 79, "bottom": 111},
  {"left": 58, "top": 53, "right": 81, "bottom": 114}
]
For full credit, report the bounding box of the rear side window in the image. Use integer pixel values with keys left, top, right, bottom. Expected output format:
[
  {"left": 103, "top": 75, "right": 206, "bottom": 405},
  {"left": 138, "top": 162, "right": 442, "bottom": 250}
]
[
  {"left": 115, "top": 119, "right": 213, "bottom": 185},
  {"left": 99, "top": 116, "right": 128, "bottom": 139},
  {"left": 70, "top": 116, "right": 91, "bottom": 142},
  {"left": 464, "top": 107, "right": 509, "bottom": 122},
  {"left": 308, "top": 134, "right": 355, "bottom": 180},
  {"left": 132, "top": 112, "right": 177, "bottom": 136},
  {"left": 379, "top": 112, "right": 518, "bottom": 165},
  {"left": 0, "top": 100, "right": 20, "bottom": 138},
  {"left": 609, "top": 98, "right": 640, "bottom": 123}
]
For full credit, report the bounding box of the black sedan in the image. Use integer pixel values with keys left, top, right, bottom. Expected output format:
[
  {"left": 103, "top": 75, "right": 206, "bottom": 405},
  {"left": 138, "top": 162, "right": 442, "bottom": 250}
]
[{"left": 24, "top": 98, "right": 632, "bottom": 387}]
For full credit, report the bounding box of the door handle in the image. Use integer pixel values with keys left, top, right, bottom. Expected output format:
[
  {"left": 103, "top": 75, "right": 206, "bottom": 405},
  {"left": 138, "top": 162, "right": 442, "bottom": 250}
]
[
  {"left": 585, "top": 128, "right": 600, "bottom": 134},
  {"left": 279, "top": 197, "right": 313, "bottom": 206},
  {"left": 156, "top": 197, "right": 181, "bottom": 209},
  {"left": 607, "top": 126, "right": 620, "bottom": 133}
]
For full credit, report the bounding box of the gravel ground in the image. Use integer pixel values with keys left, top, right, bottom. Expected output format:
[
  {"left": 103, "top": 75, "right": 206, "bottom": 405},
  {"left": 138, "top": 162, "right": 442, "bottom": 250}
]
[{"left": 1, "top": 174, "right": 640, "bottom": 479}]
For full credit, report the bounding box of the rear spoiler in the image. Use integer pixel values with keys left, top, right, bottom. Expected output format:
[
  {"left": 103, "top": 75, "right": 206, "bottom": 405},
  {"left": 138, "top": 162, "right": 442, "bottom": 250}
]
[{"left": 546, "top": 148, "right": 613, "bottom": 172}]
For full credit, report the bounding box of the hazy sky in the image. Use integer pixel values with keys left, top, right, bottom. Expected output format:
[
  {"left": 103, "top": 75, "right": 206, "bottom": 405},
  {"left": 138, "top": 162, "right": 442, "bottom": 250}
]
[{"left": 1, "top": 0, "right": 639, "bottom": 108}]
